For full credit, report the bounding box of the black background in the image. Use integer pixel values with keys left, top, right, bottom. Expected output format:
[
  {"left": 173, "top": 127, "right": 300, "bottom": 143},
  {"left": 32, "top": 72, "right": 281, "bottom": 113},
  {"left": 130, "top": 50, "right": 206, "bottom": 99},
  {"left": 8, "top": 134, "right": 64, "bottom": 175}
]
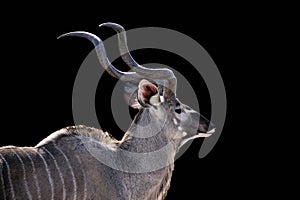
[{"left": 0, "top": 5, "right": 273, "bottom": 199}]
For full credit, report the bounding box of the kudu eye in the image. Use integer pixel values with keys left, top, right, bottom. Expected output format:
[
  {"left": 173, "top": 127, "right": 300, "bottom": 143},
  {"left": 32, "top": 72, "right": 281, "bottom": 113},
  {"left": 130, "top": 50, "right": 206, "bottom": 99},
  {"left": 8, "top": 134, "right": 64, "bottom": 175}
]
[
  {"left": 174, "top": 102, "right": 182, "bottom": 114},
  {"left": 175, "top": 108, "right": 182, "bottom": 114}
]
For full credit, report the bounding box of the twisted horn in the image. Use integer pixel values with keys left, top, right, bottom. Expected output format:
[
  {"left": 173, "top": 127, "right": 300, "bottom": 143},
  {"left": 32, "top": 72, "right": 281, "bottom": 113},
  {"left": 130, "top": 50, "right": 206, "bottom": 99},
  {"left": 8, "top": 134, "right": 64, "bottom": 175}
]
[
  {"left": 99, "top": 22, "right": 177, "bottom": 95},
  {"left": 99, "top": 23, "right": 174, "bottom": 79},
  {"left": 58, "top": 31, "right": 142, "bottom": 83}
]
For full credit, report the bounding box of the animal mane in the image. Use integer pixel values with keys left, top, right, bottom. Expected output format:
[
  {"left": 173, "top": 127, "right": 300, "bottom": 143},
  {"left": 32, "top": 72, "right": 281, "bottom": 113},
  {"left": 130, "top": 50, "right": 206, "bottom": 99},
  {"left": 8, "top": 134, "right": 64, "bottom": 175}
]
[{"left": 36, "top": 125, "right": 118, "bottom": 148}]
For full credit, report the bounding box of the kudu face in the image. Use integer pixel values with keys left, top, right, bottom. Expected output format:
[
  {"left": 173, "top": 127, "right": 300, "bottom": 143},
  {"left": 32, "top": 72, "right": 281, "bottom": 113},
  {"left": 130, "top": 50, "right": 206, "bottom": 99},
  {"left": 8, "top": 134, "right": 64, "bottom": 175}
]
[
  {"left": 59, "top": 22, "right": 215, "bottom": 150},
  {"left": 169, "top": 100, "right": 215, "bottom": 148},
  {"left": 134, "top": 79, "right": 215, "bottom": 151}
]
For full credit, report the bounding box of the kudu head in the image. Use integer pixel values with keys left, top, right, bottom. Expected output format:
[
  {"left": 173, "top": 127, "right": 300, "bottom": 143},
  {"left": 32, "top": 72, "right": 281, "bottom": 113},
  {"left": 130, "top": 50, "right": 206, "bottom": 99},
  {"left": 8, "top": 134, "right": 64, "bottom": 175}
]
[{"left": 58, "top": 22, "right": 215, "bottom": 152}]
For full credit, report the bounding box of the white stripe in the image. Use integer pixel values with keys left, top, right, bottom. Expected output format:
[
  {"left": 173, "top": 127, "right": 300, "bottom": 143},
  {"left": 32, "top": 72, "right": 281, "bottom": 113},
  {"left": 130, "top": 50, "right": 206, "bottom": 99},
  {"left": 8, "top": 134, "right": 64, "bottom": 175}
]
[
  {"left": 0, "top": 153, "right": 7, "bottom": 200},
  {"left": 19, "top": 148, "right": 41, "bottom": 200},
  {"left": 54, "top": 144, "right": 77, "bottom": 200},
  {"left": 76, "top": 155, "right": 87, "bottom": 200},
  {"left": 185, "top": 109, "right": 197, "bottom": 113},
  {"left": 160, "top": 96, "right": 165, "bottom": 102},
  {"left": 36, "top": 150, "right": 54, "bottom": 200},
  {"left": 0, "top": 153, "right": 15, "bottom": 200},
  {"left": 42, "top": 147, "right": 66, "bottom": 200},
  {"left": 173, "top": 118, "right": 178, "bottom": 125},
  {"left": 11, "top": 149, "right": 32, "bottom": 200}
]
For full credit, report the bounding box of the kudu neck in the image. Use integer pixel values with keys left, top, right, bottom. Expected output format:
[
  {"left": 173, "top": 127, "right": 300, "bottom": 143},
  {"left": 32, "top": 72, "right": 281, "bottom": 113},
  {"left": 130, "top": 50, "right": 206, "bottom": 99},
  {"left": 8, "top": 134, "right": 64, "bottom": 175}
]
[
  {"left": 119, "top": 108, "right": 176, "bottom": 154},
  {"left": 118, "top": 109, "right": 176, "bottom": 199}
]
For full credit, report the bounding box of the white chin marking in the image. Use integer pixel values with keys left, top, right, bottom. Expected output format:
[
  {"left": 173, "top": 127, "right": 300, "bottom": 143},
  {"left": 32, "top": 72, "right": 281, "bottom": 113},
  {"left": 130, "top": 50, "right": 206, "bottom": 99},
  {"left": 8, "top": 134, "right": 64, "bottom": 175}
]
[
  {"left": 207, "top": 128, "right": 216, "bottom": 134},
  {"left": 197, "top": 133, "right": 212, "bottom": 137},
  {"left": 179, "top": 131, "right": 213, "bottom": 148}
]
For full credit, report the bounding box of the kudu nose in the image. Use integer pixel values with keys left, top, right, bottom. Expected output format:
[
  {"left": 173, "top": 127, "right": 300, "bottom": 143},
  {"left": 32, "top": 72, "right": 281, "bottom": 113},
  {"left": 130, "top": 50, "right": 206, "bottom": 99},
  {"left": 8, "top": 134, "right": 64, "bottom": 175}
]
[{"left": 198, "top": 114, "right": 215, "bottom": 134}]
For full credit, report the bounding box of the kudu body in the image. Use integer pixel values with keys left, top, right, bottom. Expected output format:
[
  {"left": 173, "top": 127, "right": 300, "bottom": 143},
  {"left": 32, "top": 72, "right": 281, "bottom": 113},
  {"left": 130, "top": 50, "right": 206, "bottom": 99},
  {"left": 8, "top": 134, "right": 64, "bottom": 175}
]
[{"left": 0, "top": 23, "right": 215, "bottom": 200}]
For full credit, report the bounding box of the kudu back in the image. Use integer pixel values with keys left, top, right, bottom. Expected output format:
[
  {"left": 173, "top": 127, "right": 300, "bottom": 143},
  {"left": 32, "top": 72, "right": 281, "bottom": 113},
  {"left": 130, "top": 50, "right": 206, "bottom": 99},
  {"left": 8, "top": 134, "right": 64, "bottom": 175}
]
[{"left": 0, "top": 22, "right": 215, "bottom": 200}]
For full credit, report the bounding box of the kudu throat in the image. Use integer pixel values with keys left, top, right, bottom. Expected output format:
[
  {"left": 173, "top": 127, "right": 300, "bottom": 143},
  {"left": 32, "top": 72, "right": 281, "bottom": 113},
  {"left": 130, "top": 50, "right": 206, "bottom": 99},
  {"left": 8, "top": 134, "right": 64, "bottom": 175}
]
[{"left": 120, "top": 109, "right": 172, "bottom": 154}]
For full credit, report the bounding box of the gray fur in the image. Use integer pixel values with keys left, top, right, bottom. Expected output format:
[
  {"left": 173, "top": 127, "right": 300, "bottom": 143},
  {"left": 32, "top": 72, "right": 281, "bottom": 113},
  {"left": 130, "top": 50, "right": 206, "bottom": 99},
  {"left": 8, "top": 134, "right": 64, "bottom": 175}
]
[
  {"left": 0, "top": 95, "right": 214, "bottom": 200},
  {"left": 0, "top": 23, "right": 215, "bottom": 199}
]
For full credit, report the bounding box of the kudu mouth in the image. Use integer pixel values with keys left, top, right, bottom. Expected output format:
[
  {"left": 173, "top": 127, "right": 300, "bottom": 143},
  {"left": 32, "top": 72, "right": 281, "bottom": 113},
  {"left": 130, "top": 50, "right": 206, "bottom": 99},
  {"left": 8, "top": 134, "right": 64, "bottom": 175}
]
[
  {"left": 197, "top": 115, "right": 216, "bottom": 137},
  {"left": 179, "top": 119, "right": 215, "bottom": 148},
  {"left": 197, "top": 127, "right": 215, "bottom": 137}
]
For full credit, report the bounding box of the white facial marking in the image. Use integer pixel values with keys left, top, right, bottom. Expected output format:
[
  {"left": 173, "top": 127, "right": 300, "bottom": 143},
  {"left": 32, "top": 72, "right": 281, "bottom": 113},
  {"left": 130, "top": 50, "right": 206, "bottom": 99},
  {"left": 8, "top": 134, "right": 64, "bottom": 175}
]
[
  {"left": 178, "top": 126, "right": 183, "bottom": 131},
  {"left": 185, "top": 109, "right": 197, "bottom": 114},
  {"left": 149, "top": 93, "right": 160, "bottom": 105},
  {"left": 160, "top": 95, "right": 165, "bottom": 102},
  {"left": 173, "top": 118, "right": 178, "bottom": 125}
]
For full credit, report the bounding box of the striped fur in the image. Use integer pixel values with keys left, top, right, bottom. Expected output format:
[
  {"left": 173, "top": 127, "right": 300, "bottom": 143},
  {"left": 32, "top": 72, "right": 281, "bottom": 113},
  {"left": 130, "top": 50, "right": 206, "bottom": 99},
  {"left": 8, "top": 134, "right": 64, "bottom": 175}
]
[
  {"left": 19, "top": 148, "right": 41, "bottom": 200},
  {"left": 42, "top": 146, "right": 66, "bottom": 200},
  {"left": 0, "top": 152, "right": 15, "bottom": 200},
  {"left": 36, "top": 149, "right": 54, "bottom": 200},
  {"left": 0, "top": 125, "right": 173, "bottom": 200},
  {"left": 53, "top": 143, "right": 77, "bottom": 200},
  {"left": 11, "top": 149, "right": 32, "bottom": 200}
]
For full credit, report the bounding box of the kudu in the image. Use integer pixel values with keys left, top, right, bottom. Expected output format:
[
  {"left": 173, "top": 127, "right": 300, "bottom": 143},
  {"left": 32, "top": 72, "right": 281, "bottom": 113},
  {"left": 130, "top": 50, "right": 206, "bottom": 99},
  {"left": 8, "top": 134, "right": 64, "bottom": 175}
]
[{"left": 0, "top": 22, "right": 215, "bottom": 200}]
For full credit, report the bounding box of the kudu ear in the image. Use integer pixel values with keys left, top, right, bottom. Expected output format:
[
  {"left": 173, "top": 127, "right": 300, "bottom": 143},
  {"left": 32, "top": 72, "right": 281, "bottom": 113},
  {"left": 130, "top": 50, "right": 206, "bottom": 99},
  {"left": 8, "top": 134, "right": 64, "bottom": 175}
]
[
  {"left": 123, "top": 82, "right": 142, "bottom": 109},
  {"left": 137, "top": 79, "right": 160, "bottom": 107}
]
